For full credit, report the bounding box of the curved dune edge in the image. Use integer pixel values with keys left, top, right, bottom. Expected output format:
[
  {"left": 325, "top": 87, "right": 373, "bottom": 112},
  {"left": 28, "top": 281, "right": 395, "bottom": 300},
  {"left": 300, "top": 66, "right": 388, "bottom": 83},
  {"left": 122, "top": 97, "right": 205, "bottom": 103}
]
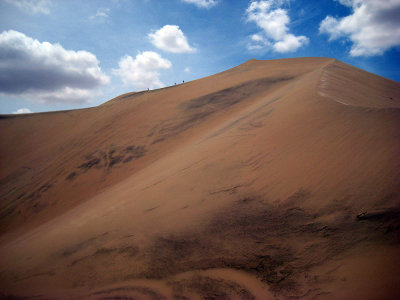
[
  {"left": 318, "top": 60, "right": 400, "bottom": 109},
  {"left": 77, "top": 268, "right": 272, "bottom": 300}
]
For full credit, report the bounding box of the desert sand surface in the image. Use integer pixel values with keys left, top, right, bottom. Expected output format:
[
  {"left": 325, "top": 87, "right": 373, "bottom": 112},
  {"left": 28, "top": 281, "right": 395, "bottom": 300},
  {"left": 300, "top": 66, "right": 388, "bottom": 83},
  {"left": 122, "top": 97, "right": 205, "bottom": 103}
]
[{"left": 0, "top": 57, "right": 399, "bottom": 299}]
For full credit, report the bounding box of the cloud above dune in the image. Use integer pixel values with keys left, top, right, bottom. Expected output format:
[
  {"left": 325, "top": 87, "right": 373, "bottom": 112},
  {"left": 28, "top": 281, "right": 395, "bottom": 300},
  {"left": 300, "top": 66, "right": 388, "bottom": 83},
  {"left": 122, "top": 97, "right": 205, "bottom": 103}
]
[
  {"left": 149, "top": 25, "right": 196, "bottom": 54},
  {"left": 4, "top": 0, "right": 52, "bottom": 14},
  {"left": 90, "top": 8, "right": 110, "bottom": 20},
  {"left": 113, "top": 51, "right": 172, "bottom": 90},
  {"left": 246, "top": 0, "right": 309, "bottom": 53},
  {"left": 181, "top": 0, "right": 219, "bottom": 9},
  {"left": 0, "top": 30, "right": 109, "bottom": 104},
  {"left": 12, "top": 108, "right": 32, "bottom": 114},
  {"left": 320, "top": 0, "right": 400, "bottom": 56}
]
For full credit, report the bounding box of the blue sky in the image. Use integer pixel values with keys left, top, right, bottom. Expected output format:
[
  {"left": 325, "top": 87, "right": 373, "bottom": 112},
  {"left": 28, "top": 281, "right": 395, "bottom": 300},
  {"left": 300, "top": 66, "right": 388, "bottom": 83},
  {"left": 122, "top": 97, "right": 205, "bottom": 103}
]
[{"left": 0, "top": 0, "right": 399, "bottom": 114}]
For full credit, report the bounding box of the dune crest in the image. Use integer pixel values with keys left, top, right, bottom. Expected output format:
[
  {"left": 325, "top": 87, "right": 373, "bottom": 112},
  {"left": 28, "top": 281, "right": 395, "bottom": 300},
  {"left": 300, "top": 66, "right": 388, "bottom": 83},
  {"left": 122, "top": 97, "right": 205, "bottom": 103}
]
[{"left": 318, "top": 60, "right": 400, "bottom": 108}]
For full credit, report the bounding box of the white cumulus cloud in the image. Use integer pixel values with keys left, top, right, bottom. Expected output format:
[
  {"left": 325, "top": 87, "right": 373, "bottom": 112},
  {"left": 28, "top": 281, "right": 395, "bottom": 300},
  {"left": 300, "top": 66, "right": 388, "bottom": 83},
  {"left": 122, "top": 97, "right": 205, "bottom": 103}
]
[
  {"left": 246, "top": 0, "right": 309, "bottom": 53},
  {"left": 4, "top": 0, "right": 51, "bottom": 14},
  {"left": 320, "top": 0, "right": 400, "bottom": 56},
  {"left": 181, "top": 0, "right": 219, "bottom": 9},
  {"left": 113, "top": 51, "right": 172, "bottom": 90},
  {"left": 23, "top": 87, "right": 97, "bottom": 105},
  {"left": 90, "top": 8, "right": 110, "bottom": 20},
  {"left": 148, "top": 25, "right": 196, "bottom": 54},
  {"left": 335, "top": 0, "right": 354, "bottom": 6},
  {"left": 12, "top": 108, "right": 32, "bottom": 114},
  {"left": 273, "top": 33, "right": 308, "bottom": 53},
  {"left": 0, "top": 30, "right": 109, "bottom": 104}
]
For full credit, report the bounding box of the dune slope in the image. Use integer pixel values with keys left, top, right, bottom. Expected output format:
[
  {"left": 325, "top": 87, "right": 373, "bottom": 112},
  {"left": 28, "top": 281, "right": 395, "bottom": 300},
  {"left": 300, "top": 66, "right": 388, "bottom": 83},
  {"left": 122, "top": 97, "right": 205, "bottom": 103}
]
[{"left": 0, "top": 57, "right": 399, "bottom": 299}]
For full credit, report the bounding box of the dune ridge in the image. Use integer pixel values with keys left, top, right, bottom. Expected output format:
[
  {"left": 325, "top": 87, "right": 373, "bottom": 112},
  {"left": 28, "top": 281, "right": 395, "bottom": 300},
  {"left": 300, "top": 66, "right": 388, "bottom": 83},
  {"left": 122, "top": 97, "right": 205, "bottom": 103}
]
[
  {"left": 0, "top": 57, "right": 399, "bottom": 299},
  {"left": 318, "top": 60, "right": 400, "bottom": 108}
]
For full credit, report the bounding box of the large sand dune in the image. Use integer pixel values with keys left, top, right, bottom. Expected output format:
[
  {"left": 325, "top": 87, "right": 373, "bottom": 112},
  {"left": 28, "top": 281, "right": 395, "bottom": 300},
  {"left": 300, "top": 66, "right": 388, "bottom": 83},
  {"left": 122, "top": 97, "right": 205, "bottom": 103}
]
[{"left": 0, "top": 57, "right": 399, "bottom": 299}]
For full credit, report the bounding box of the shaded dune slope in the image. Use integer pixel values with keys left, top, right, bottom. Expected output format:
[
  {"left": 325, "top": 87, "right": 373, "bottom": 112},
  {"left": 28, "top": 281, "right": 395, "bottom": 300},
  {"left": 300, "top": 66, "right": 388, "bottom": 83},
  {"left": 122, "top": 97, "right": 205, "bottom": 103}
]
[{"left": 0, "top": 57, "right": 399, "bottom": 299}]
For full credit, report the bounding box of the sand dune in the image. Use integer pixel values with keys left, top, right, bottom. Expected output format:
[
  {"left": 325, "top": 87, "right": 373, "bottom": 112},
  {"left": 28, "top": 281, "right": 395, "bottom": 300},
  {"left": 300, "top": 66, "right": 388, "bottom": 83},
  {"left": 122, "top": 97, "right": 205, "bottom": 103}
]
[{"left": 0, "top": 57, "right": 399, "bottom": 299}]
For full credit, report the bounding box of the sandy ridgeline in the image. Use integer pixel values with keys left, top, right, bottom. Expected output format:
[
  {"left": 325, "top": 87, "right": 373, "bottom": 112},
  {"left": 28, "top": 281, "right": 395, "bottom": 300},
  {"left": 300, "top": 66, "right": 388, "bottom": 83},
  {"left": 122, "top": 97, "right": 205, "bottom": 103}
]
[{"left": 0, "top": 57, "right": 399, "bottom": 299}]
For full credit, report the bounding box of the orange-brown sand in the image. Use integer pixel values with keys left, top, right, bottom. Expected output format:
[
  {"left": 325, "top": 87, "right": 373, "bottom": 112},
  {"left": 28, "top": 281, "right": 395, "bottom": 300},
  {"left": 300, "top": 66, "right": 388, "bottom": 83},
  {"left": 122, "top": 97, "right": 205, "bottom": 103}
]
[{"left": 0, "top": 57, "right": 399, "bottom": 299}]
